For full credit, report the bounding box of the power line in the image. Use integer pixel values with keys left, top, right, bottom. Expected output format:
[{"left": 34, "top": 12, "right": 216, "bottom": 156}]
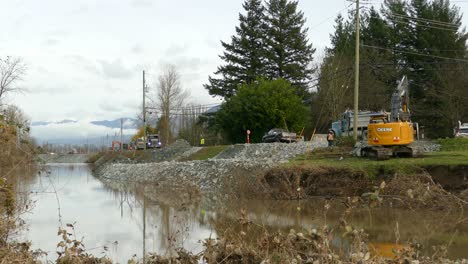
[
  {"left": 389, "top": 13, "right": 459, "bottom": 28},
  {"left": 362, "top": 44, "right": 468, "bottom": 63},
  {"left": 388, "top": 17, "right": 460, "bottom": 32},
  {"left": 309, "top": 3, "right": 354, "bottom": 31}
]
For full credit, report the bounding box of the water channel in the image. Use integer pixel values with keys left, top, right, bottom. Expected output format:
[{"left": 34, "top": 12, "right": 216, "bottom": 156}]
[{"left": 15, "top": 164, "right": 468, "bottom": 263}]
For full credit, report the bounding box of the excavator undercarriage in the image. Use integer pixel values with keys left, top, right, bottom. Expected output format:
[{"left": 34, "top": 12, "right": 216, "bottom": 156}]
[{"left": 361, "top": 145, "right": 413, "bottom": 160}]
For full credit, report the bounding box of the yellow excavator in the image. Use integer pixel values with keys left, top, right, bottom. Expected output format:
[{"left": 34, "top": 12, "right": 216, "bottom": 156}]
[{"left": 361, "top": 76, "right": 415, "bottom": 160}]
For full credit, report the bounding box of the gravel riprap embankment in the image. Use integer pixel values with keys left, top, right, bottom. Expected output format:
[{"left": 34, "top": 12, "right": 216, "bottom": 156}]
[{"left": 94, "top": 140, "right": 328, "bottom": 192}]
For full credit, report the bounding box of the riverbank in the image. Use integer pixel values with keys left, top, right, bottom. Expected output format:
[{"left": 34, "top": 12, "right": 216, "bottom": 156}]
[
  {"left": 4, "top": 137, "right": 466, "bottom": 263},
  {"left": 0, "top": 130, "right": 38, "bottom": 262},
  {"left": 92, "top": 140, "right": 328, "bottom": 205},
  {"left": 91, "top": 139, "right": 467, "bottom": 208},
  {"left": 37, "top": 153, "right": 92, "bottom": 164}
]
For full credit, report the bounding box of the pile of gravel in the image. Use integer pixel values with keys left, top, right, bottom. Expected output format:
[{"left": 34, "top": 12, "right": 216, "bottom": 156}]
[
  {"left": 151, "top": 139, "right": 193, "bottom": 162},
  {"left": 214, "top": 141, "right": 326, "bottom": 161},
  {"left": 410, "top": 140, "right": 441, "bottom": 153}
]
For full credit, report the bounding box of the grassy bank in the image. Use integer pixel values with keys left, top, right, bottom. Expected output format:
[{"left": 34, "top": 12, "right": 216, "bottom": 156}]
[
  {"left": 292, "top": 138, "right": 468, "bottom": 178},
  {"left": 179, "top": 145, "right": 228, "bottom": 161},
  {"left": 293, "top": 150, "right": 468, "bottom": 178}
]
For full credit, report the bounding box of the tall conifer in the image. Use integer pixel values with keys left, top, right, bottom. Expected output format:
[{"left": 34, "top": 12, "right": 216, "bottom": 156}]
[
  {"left": 204, "top": 0, "right": 267, "bottom": 99},
  {"left": 264, "top": 0, "right": 316, "bottom": 98}
]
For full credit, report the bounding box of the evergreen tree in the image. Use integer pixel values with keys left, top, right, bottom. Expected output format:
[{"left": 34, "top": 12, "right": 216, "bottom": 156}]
[
  {"left": 214, "top": 78, "right": 308, "bottom": 143},
  {"left": 315, "top": 0, "right": 468, "bottom": 137},
  {"left": 405, "top": 0, "right": 468, "bottom": 137},
  {"left": 327, "top": 14, "right": 354, "bottom": 57},
  {"left": 264, "top": 0, "right": 316, "bottom": 98},
  {"left": 204, "top": 0, "right": 267, "bottom": 99}
]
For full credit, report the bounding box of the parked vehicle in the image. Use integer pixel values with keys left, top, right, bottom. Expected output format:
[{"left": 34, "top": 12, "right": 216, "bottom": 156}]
[
  {"left": 262, "top": 128, "right": 297, "bottom": 143},
  {"left": 331, "top": 110, "right": 388, "bottom": 137},
  {"left": 147, "top": 134, "right": 162, "bottom": 148},
  {"left": 455, "top": 121, "right": 468, "bottom": 138},
  {"left": 136, "top": 139, "right": 146, "bottom": 150}
]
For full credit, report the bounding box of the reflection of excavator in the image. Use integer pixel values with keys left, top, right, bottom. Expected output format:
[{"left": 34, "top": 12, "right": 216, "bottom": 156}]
[{"left": 362, "top": 76, "right": 415, "bottom": 160}]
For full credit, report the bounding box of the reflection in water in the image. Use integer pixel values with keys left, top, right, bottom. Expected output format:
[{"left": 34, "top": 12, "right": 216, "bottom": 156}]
[{"left": 16, "top": 164, "right": 468, "bottom": 263}]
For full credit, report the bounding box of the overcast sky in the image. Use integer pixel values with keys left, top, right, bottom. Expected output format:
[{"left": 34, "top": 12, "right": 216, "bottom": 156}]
[{"left": 4, "top": 0, "right": 468, "bottom": 123}]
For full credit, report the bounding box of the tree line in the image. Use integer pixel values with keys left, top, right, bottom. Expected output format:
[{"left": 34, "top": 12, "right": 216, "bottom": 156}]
[
  {"left": 199, "top": 0, "right": 468, "bottom": 143},
  {"left": 314, "top": 0, "right": 468, "bottom": 138}
]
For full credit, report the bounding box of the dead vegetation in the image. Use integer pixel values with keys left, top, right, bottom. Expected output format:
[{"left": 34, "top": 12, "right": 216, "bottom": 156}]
[
  {"left": 260, "top": 166, "right": 372, "bottom": 199},
  {"left": 0, "top": 128, "right": 39, "bottom": 263},
  {"left": 255, "top": 164, "right": 468, "bottom": 212},
  {"left": 138, "top": 201, "right": 467, "bottom": 264},
  {"left": 0, "top": 128, "right": 35, "bottom": 171}
]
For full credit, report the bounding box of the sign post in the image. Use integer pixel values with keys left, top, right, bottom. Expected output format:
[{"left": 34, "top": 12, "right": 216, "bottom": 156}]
[{"left": 246, "top": 129, "right": 251, "bottom": 144}]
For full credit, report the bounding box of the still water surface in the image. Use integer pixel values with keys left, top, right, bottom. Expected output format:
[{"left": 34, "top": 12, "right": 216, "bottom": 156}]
[{"left": 18, "top": 164, "right": 468, "bottom": 263}]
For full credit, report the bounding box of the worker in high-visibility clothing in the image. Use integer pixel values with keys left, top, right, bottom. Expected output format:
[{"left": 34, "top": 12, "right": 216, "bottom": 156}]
[{"left": 200, "top": 137, "right": 205, "bottom": 146}]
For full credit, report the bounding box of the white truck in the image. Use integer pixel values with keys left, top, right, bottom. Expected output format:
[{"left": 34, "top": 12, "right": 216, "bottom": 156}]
[{"left": 455, "top": 121, "right": 468, "bottom": 138}]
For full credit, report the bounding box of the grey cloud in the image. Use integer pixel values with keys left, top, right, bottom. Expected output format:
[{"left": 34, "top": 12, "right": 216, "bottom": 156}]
[
  {"left": 122, "top": 99, "right": 138, "bottom": 110},
  {"left": 204, "top": 37, "right": 220, "bottom": 50},
  {"left": 131, "top": 0, "right": 153, "bottom": 8},
  {"left": 29, "top": 84, "right": 73, "bottom": 95},
  {"left": 99, "top": 101, "right": 120, "bottom": 112},
  {"left": 159, "top": 56, "right": 202, "bottom": 71},
  {"left": 71, "top": 4, "right": 89, "bottom": 15},
  {"left": 165, "top": 43, "right": 189, "bottom": 56},
  {"left": 99, "top": 59, "right": 133, "bottom": 80},
  {"left": 131, "top": 44, "right": 144, "bottom": 54},
  {"left": 42, "top": 38, "right": 59, "bottom": 47},
  {"left": 64, "top": 55, "right": 99, "bottom": 75}
]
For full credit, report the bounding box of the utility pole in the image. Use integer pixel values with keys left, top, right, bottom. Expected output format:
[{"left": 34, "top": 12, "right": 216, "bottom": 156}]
[
  {"left": 353, "top": 0, "right": 360, "bottom": 141},
  {"left": 16, "top": 126, "right": 20, "bottom": 149},
  {"left": 120, "top": 118, "right": 123, "bottom": 153},
  {"left": 142, "top": 195, "right": 146, "bottom": 263},
  {"left": 143, "top": 70, "right": 147, "bottom": 150}
]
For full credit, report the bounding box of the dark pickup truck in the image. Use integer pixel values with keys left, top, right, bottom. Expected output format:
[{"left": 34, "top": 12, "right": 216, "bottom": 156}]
[{"left": 262, "top": 128, "right": 297, "bottom": 143}]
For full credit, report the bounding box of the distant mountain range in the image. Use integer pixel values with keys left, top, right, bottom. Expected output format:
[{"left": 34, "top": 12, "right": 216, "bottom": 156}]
[
  {"left": 40, "top": 135, "right": 134, "bottom": 146},
  {"left": 31, "top": 118, "right": 139, "bottom": 129},
  {"left": 32, "top": 119, "right": 77, "bottom": 126},
  {"left": 30, "top": 118, "right": 140, "bottom": 145},
  {"left": 90, "top": 118, "right": 139, "bottom": 129}
]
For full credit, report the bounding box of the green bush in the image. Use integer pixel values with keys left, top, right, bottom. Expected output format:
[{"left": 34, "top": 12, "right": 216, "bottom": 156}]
[
  {"left": 335, "top": 136, "right": 355, "bottom": 147},
  {"left": 436, "top": 137, "right": 468, "bottom": 151}
]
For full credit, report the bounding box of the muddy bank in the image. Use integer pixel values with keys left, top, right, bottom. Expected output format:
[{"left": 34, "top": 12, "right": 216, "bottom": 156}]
[{"left": 259, "top": 165, "right": 468, "bottom": 209}]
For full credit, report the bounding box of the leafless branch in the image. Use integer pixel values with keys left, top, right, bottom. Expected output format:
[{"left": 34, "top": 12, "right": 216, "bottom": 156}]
[
  {"left": 155, "top": 64, "right": 190, "bottom": 145},
  {"left": 0, "top": 56, "right": 27, "bottom": 103}
]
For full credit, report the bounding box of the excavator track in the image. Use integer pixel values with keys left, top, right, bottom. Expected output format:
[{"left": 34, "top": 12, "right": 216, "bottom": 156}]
[{"left": 361, "top": 146, "right": 392, "bottom": 160}]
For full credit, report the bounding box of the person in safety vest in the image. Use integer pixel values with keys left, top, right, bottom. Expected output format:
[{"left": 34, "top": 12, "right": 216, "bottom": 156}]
[{"left": 327, "top": 129, "right": 335, "bottom": 147}]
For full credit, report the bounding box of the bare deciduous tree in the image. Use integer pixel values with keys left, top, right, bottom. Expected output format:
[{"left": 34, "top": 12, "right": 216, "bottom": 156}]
[
  {"left": 2, "top": 104, "right": 29, "bottom": 129},
  {"left": 155, "top": 65, "right": 189, "bottom": 145},
  {"left": 0, "top": 56, "right": 26, "bottom": 104}
]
